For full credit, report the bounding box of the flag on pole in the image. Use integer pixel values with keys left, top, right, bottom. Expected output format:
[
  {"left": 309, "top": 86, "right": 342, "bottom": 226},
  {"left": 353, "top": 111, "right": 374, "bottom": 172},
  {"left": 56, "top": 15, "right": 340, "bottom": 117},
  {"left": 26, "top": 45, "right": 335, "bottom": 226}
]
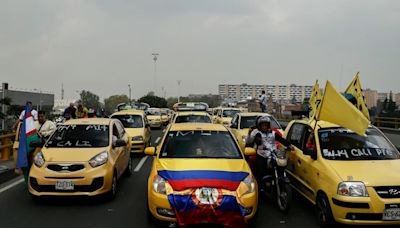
[
  {"left": 309, "top": 80, "right": 322, "bottom": 119},
  {"left": 316, "top": 81, "right": 369, "bottom": 136},
  {"left": 344, "top": 72, "right": 370, "bottom": 120},
  {"left": 16, "top": 103, "right": 40, "bottom": 169}
]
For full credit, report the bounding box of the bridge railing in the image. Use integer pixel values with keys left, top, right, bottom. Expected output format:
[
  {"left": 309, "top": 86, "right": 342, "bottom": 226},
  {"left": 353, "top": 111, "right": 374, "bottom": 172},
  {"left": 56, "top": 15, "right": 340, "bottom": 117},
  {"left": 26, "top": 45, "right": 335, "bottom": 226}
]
[
  {"left": 373, "top": 117, "right": 400, "bottom": 129},
  {"left": 0, "top": 133, "right": 16, "bottom": 160}
]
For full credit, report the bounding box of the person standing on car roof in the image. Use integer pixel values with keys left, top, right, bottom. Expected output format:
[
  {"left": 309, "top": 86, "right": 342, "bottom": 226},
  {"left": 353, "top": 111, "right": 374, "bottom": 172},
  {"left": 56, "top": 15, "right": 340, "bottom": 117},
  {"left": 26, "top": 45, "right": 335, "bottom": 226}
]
[{"left": 246, "top": 116, "right": 294, "bottom": 191}]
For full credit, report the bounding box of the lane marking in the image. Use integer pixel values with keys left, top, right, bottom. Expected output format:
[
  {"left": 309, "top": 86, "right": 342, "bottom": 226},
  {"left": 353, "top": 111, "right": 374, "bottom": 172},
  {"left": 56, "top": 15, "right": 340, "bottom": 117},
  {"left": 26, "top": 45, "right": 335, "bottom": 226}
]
[
  {"left": 0, "top": 178, "right": 24, "bottom": 194},
  {"left": 154, "top": 137, "right": 161, "bottom": 145},
  {"left": 134, "top": 156, "right": 148, "bottom": 172},
  {"left": 162, "top": 128, "right": 166, "bottom": 133}
]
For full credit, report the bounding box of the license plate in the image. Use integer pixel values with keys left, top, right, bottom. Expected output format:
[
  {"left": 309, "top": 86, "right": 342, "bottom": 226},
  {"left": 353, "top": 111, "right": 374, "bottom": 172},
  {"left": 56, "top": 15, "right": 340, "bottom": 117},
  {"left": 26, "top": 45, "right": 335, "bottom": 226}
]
[
  {"left": 55, "top": 180, "right": 74, "bottom": 191},
  {"left": 383, "top": 207, "right": 400, "bottom": 221}
]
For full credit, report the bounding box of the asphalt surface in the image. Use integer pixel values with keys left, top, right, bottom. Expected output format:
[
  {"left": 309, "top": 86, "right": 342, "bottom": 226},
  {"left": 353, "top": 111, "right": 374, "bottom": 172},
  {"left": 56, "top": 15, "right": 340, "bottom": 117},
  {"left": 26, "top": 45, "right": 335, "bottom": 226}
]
[{"left": 0, "top": 127, "right": 388, "bottom": 228}]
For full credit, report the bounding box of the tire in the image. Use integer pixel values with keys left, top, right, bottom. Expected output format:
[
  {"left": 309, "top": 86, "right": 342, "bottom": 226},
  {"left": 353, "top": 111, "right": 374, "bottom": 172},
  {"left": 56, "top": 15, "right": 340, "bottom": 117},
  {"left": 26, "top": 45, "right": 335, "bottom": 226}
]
[
  {"left": 106, "top": 172, "right": 118, "bottom": 200},
  {"left": 316, "top": 193, "right": 335, "bottom": 228},
  {"left": 276, "top": 182, "right": 292, "bottom": 214},
  {"left": 124, "top": 157, "right": 133, "bottom": 177}
]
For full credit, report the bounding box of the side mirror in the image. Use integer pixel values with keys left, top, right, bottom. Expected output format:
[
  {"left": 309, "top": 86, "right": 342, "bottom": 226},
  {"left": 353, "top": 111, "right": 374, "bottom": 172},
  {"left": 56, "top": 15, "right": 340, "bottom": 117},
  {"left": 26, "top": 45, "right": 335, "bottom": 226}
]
[
  {"left": 244, "top": 147, "right": 256, "bottom": 156},
  {"left": 114, "top": 139, "right": 127, "bottom": 147},
  {"left": 304, "top": 148, "right": 317, "bottom": 160},
  {"left": 30, "top": 140, "right": 44, "bottom": 148},
  {"left": 144, "top": 147, "right": 156, "bottom": 156}
]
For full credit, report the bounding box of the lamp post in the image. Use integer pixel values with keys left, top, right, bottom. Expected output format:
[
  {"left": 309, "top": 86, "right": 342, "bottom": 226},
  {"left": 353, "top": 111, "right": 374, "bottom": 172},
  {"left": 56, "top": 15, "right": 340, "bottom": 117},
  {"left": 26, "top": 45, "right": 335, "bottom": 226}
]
[
  {"left": 152, "top": 53, "right": 159, "bottom": 95},
  {"left": 128, "top": 84, "right": 132, "bottom": 102},
  {"left": 177, "top": 80, "right": 181, "bottom": 103}
]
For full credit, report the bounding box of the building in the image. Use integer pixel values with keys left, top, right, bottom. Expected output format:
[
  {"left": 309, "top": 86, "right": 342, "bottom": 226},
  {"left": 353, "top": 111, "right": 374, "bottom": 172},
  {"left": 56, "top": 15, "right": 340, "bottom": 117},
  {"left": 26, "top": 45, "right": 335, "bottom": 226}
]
[
  {"left": 364, "top": 89, "right": 378, "bottom": 108},
  {"left": 218, "top": 83, "right": 313, "bottom": 103},
  {"left": 378, "top": 92, "right": 389, "bottom": 102},
  {"left": 396, "top": 93, "right": 400, "bottom": 107}
]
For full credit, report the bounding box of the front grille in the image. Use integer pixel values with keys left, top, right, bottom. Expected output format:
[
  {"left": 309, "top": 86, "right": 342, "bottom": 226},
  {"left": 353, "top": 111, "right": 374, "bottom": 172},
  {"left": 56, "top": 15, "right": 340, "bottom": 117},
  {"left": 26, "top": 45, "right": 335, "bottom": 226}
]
[
  {"left": 47, "top": 164, "right": 85, "bottom": 172},
  {"left": 346, "top": 213, "right": 382, "bottom": 221},
  {"left": 374, "top": 186, "right": 400, "bottom": 199},
  {"left": 30, "top": 177, "right": 104, "bottom": 193}
]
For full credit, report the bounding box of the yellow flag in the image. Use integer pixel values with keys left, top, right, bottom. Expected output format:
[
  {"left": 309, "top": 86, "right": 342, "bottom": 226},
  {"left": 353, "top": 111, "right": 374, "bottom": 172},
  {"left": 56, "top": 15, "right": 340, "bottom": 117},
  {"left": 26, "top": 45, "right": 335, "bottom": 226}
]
[
  {"left": 317, "top": 81, "right": 369, "bottom": 136},
  {"left": 309, "top": 80, "right": 322, "bottom": 119},
  {"left": 344, "top": 72, "right": 370, "bottom": 120}
]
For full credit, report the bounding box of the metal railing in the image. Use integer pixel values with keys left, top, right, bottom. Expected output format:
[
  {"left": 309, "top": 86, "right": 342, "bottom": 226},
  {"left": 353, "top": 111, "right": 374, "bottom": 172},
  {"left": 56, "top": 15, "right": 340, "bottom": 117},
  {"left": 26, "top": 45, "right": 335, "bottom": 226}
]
[
  {"left": 373, "top": 117, "right": 400, "bottom": 129},
  {"left": 0, "top": 133, "right": 16, "bottom": 160}
]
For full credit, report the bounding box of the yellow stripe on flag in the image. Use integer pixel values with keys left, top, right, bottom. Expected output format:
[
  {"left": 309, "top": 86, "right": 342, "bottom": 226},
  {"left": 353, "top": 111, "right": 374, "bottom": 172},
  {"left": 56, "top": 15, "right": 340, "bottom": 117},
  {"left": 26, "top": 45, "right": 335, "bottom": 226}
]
[
  {"left": 317, "top": 81, "right": 369, "bottom": 136},
  {"left": 344, "top": 72, "right": 370, "bottom": 120}
]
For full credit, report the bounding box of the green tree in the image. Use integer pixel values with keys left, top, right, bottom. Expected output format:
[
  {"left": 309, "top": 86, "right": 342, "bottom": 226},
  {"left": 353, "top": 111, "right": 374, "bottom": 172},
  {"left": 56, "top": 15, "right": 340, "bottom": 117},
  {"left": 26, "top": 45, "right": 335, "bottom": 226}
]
[
  {"left": 0, "top": 97, "right": 11, "bottom": 119},
  {"left": 79, "top": 90, "right": 101, "bottom": 110},
  {"left": 138, "top": 95, "right": 167, "bottom": 108},
  {"left": 104, "top": 94, "right": 130, "bottom": 114}
]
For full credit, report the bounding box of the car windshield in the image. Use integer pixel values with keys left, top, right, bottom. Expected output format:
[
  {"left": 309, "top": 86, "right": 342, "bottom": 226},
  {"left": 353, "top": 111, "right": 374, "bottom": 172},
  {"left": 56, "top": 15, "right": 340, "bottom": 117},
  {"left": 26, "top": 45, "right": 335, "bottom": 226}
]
[
  {"left": 113, "top": 115, "right": 143, "bottom": 128},
  {"left": 240, "top": 116, "right": 281, "bottom": 129},
  {"left": 222, "top": 110, "right": 240, "bottom": 117},
  {"left": 318, "top": 128, "right": 400, "bottom": 160},
  {"left": 147, "top": 111, "right": 160, "bottom": 116},
  {"left": 160, "top": 130, "right": 242, "bottom": 159},
  {"left": 175, "top": 115, "right": 212, "bottom": 123},
  {"left": 46, "top": 125, "right": 109, "bottom": 148}
]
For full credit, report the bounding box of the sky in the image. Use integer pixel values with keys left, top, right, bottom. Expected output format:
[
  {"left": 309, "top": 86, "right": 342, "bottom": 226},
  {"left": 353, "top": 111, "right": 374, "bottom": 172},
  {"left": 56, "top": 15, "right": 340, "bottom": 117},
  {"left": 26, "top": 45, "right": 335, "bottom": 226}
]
[{"left": 1, "top": 0, "right": 399, "bottom": 101}]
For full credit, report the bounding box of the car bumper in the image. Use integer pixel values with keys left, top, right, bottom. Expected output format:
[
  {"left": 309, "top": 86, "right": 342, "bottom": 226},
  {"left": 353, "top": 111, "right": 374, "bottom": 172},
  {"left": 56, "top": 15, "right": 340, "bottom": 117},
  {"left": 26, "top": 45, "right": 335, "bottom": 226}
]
[
  {"left": 149, "top": 122, "right": 162, "bottom": 128},
  {"left": 131, "top": 141, "right": 146, "bottom": 153},
  {"left": 331, "top": 189, "right": 400, "bottom": 225},
  {"left": 148, "top": 189, "right": 258, "bottom": 223},
  {"left": 28, "top": 162, "right": 113, "bottom": 197}
]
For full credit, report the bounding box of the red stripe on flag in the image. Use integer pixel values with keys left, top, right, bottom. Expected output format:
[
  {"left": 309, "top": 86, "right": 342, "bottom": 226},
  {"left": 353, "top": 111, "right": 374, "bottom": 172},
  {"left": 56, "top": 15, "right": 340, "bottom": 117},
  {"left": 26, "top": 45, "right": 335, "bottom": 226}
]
[
  {"left": 25, "top": 112, "right": 33, "bottom": 118},
  {"left": 168, "top": 179, "right": 240, "bottom": 191},
  {"left": 175, "top": 209, "right": 246, "bottom": 228},
  {"left": 26, "top": 129, "right": 37, "bottom": 137}
]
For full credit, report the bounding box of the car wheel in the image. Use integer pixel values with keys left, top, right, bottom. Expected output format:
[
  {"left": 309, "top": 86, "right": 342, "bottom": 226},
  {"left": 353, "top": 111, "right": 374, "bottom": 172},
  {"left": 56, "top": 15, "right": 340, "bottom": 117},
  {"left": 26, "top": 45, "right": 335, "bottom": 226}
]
[
  {"left": 106, "top": 172, "right": 118, "bottom": 200},
  {"left": 124, "top": 157, "right": 133, "bottom": 177},
  {"left": 316, "top": 193, "right": 335, "bottom": 228}
]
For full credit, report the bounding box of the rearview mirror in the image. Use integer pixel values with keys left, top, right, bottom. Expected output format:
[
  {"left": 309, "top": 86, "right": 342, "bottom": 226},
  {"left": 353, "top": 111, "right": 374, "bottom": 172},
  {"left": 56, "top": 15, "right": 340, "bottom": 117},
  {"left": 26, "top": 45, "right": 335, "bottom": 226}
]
[
  {"left": 144, "top": 147, "right": 156, "bottom": 156},
  {"left": 114, "top": 139, "right": 127, "bottom": 148},
  {"left": 244, "top": 147, "right": 256, "bottom": 156},
  {"left": 304, "top": 148, "right": 317, "bottom": 160},
  {"left": 30, "top": 140, "right": 44, "bottom": 148}
]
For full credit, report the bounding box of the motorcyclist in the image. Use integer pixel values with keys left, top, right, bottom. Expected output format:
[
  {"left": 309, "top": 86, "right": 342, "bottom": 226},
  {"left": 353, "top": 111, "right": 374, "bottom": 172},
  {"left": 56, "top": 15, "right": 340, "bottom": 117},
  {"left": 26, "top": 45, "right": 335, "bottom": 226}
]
[{"left": 246, "top": 116, "right": 294, "bottom": 191}]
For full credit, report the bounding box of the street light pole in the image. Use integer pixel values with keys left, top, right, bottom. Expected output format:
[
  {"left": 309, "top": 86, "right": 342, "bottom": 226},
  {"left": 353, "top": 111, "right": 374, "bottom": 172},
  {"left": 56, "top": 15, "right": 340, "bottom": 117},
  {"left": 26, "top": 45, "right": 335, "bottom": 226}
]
[
  {"left": 152, "top": 53, "right": 159, "bottom": 95},
  {"left": 1, "top": 86, "right": 4, "bottom": 130},
  {"left": 128, "top": 84, "right": 132, "bottom": 102},
  {"left": 177, "top": 80, "right": 181, "bottom": 103}
]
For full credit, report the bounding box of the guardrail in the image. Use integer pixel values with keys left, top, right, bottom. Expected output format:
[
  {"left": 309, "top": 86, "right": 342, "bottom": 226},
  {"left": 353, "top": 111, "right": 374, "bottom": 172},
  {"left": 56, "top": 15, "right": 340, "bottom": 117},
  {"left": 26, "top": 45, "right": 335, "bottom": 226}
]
[
  {"left": 0, "top": 133, "right": 16, "bottom": 160},
  {"left": 373, "top": 117, "right": 400, "bottom": 129}
]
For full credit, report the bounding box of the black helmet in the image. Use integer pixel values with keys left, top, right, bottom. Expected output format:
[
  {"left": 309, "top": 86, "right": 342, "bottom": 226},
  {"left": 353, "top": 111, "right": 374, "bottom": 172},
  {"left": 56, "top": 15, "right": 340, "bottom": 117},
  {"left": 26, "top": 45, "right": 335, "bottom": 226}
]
[{"left": 256, "top": 115, "right": 271, "bottom": 128}]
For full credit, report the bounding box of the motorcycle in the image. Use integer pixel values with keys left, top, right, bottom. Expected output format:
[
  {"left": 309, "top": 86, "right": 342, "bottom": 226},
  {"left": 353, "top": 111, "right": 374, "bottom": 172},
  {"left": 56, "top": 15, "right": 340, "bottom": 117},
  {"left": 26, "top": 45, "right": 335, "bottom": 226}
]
[{"left": 261, "top": 148, "right": 292, "bottom": 213}]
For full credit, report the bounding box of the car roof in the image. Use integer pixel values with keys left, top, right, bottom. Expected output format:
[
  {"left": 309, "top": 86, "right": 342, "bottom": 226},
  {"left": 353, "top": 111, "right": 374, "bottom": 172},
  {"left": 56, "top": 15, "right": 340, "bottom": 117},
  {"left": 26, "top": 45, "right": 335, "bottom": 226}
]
[
  {"left": 111, "top": 110, "right": 145, "bottom": 116},
  {"left": 221, "top": 107, "right": 240, "bottom": 110},
  {"left": 239, "top": 112, "right": 272, "bottom": 117},
  {"left": 169, "top": 123, "right": 228, "bottom": 131},
  {"left": 176, "top": 111, "right": 209, "bottom": 116},
  {"left": 64, "top": 118, "right": 113, "bottom": 125}
]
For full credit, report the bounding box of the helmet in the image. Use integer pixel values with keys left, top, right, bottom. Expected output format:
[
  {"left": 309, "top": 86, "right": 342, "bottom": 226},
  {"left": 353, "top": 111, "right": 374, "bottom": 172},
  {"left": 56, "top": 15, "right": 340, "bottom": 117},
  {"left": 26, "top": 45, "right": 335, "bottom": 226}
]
[{"left": 256, "top": 116, "right": 271, "bottom": 127}]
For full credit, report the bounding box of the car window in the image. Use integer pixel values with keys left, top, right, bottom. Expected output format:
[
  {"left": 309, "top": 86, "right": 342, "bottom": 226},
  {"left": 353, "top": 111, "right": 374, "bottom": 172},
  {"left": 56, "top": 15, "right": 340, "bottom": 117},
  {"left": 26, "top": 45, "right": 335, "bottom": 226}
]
[
  {"left": 231, "top": 115, "right": 238, "bottom": 128},
  {"left": 160, "top": 130, "right": 242, "bottom": 159},
  {"left": 175, "top": 115, "right": 212, "bottom": 123},
  {"left": 222, "top": 110, "right": 240, "bottom": 118},
  {"left": 112, "top": 115, "right": 144, "bottom": 128},
  {"left": 239, "top": 116, "right": 281, "bottom": 129},
  {"left": 115, "top": 122, "right": 126, "bottom": 138},
  {"left": 318, "top": 127, "right": 400, "bottom": 160},
  {"left": 46, "top": 125, "right": 109, "bottom": 148},
  {"left": 287, "top": 123, "right": 307, "bottom": 148}
]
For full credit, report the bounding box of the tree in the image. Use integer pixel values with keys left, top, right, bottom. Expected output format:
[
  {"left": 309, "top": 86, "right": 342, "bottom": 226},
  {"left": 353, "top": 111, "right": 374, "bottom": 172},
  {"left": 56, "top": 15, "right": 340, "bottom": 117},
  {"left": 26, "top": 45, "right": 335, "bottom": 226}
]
[
  {"left": 79, "top": 90, "right": 101, "bottom": 110},
  {"left": 104, "top": 95, "right": 129, "bottom": 114},
  {"left": 0, "top": 97, "right": 11, "bottom": 119},
  {"left": 138, "top": 95, "right": 167, "bottom": 108}
]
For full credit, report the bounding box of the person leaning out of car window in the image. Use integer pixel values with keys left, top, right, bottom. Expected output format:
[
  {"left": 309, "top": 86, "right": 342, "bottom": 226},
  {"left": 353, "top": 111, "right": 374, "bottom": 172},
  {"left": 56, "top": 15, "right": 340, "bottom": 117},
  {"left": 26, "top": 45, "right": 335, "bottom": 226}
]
[{"left": 35, "top": 111, "right": 57, "bottom": 141}]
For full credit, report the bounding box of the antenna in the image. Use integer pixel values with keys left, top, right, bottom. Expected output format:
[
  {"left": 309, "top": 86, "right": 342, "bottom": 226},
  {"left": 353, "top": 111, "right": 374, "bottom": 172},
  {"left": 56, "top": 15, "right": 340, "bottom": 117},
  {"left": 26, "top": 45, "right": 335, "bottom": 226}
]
[{"left": 61, "top": 83, "right": 64, "bottom": 100}]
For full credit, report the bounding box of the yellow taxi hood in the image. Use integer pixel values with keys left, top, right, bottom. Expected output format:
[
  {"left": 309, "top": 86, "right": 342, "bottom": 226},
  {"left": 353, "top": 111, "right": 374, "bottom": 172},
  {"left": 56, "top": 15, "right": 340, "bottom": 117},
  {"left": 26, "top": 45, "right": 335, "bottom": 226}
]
[
  {"left": 41, "top": 147, "right": 108, "bottom": 162},
  {"left": 327, "top": 159, "right": 400, "bottom": 186},
  {"left": 125, "top": 128, "right": 144, "bottom": 137},
  {"left": 155, "top": 158, "right": 251, "bottom": 174}
]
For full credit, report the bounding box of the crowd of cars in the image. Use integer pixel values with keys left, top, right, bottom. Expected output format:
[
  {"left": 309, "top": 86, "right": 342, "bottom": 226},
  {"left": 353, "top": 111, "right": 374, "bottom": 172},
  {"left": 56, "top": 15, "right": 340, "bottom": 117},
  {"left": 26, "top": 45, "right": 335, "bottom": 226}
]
[{"left": 15, "top": 101, "right": 400, "bottom": 227}]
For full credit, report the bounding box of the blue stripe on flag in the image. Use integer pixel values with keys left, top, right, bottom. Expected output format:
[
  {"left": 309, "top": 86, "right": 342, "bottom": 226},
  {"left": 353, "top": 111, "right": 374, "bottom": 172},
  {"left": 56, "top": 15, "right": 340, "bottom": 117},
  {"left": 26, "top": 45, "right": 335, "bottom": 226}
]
[{"left": 158, "top": 170, "right": 248, "bottom": 182}]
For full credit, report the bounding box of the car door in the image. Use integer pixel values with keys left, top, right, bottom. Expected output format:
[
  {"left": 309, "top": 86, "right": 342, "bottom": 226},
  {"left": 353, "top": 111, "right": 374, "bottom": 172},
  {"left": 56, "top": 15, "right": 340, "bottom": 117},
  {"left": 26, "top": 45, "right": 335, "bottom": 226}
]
[
  {"left": 116, "top": 121, "right": 130, "bottom": 175},
  {"left": 286, "top": 122, "right": 315, "bottom": 200},
  {"left": 229, "top": 115, "right": 240, "bottom": 140},
  {"left": 143, "top": 115, "right": 151, "bottom": 145}
]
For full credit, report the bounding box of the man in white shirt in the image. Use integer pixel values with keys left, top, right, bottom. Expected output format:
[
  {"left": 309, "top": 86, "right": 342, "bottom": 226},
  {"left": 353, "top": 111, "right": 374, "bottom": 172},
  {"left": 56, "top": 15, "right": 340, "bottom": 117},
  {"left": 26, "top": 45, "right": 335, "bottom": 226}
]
[
  {"left": 18, "top": 101, "right": 38, "bottom": 121},
  {"left": 36, "top": 111, "right": 56, "bottom": 140},
  {"left": 260, "top": 90, "right": 267, "bottom": 113}
]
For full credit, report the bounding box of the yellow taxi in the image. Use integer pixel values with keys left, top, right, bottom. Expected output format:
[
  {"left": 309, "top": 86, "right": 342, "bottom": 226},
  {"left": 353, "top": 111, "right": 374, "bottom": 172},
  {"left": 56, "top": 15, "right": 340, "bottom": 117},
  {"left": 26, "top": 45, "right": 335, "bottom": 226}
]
[
  {"left": 145, "top": 123, "right": 258, "bottom": 227},
  {"left": 160, "top": 109, "right": 170, "bottom": 126},
  {"left": 284, "top": 119, "right": 400, "bottom": 226},
  {"left": 214, "top": 107, "right": 241, "bottom": 127},
  {"left": 146, "top": 108, "right": 162, "bottom": 128},
  {"left": 171, "top": 111, "right": 212, "bottom": 124},
  {"left": 28, "top": 118, "right": 132, "bottom": 199},
  {"left": 211, "top": 107, "right": 221, "bottom": 124},
  {"left": 110, "top": 110, "right": 151, "bottom": 154},
  {"left": 229, "top": 112, "right": 283, "bottom": 151}
]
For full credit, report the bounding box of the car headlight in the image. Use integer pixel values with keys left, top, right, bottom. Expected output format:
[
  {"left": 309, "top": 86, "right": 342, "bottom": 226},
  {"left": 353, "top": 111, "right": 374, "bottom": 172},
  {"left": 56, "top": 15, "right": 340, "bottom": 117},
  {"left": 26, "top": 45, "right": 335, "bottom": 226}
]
[
  {"left": 132, "top": 136, "right": 144, "bottom": 141},
  {"left": 242, "top": 135, "right": 247, "bottom": 144},
  {"left": 153, "top": 175, "right": 167, "bottom": 194},
  {"left": 338, "top": 182, "right": 369, "bottom": 197},
  {"left": 242, "top": 175, "right": 256, "bottom": 195},
  {"left": 33, "top": 151, "right": 45, "bottom": 168},
  {"left": 89, "top": 151, "right": 108, "bottom": 168}
]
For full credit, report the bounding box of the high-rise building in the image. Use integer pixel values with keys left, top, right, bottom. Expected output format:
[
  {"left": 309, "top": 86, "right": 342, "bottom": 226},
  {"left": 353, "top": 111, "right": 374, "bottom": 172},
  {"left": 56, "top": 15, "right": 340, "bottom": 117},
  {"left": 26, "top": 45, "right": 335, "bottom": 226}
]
[
  {"left": 218, "top": 83, "right": 313, "bottom": 102},
  {"left": 364, "top": 89, "right": 378, "bottom": 108},
  {"left": 378, "top": 92, "right": 389, "bottom": 101}
]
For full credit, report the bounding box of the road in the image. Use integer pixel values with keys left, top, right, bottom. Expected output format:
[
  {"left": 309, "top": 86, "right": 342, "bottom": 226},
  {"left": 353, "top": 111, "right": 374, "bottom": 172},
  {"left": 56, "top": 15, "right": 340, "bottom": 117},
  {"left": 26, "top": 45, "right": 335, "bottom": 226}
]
[{"left": 0, "top": 128, "right": 387, "bottom": 228}]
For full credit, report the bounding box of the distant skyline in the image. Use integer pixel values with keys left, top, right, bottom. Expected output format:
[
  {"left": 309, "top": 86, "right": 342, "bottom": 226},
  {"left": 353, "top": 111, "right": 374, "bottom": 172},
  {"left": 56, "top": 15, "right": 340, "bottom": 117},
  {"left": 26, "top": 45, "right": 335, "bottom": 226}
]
[{"left": 1, "top": 1, "right": 399, "bottom": 101}]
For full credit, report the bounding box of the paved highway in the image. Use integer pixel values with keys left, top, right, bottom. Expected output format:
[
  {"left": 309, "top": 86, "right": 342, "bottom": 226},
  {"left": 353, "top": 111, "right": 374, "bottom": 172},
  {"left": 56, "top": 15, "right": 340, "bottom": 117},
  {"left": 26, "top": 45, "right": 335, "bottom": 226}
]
[{"left": 0, "top": 128, "right": 392, "bottom": 227}]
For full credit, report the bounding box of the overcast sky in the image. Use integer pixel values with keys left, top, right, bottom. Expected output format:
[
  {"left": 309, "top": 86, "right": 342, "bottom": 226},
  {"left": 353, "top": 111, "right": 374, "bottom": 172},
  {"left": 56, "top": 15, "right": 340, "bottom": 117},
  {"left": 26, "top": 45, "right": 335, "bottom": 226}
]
[{"left": 1, "top": 0, "right": 399, "bottom": 101}]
